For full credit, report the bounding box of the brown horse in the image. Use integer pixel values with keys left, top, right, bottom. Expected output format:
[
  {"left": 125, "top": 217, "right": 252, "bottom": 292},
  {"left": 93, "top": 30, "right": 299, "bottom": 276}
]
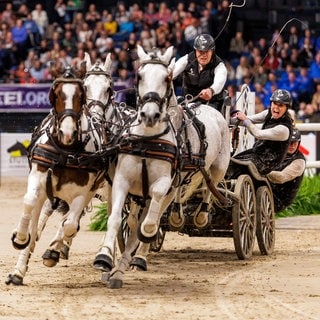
[{"left": 7, "top": 63, "right": 111, "bottom": 285}]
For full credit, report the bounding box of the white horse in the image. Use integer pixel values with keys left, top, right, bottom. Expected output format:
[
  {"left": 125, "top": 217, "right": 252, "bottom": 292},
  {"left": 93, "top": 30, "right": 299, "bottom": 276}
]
[
  {"left": 93, "top": 45, "right": 231, "bottom": 288},
  {"left": 6, "top": 55, "right": 114, "bottom": 285}
]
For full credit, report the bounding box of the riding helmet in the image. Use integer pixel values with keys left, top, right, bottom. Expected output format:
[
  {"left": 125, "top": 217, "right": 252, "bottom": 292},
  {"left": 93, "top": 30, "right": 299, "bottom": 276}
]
[
  {"left": 193, "top": 34, "right": 215, "bottom": 51},
  {"left": 290, "top": 128, "right": 301, "bottom": 142},
  {"left": 270, "top": 89, "right": 292, "bottom": 107}
]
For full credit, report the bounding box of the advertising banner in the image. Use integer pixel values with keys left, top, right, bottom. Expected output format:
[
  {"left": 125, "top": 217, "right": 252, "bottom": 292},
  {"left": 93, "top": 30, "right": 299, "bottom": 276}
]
[
  {"left": 0, "top": 84, "right": 51, "bottom": 112},
  {"left": 1, "top": 133, "right": 30, "bottom": 176}
]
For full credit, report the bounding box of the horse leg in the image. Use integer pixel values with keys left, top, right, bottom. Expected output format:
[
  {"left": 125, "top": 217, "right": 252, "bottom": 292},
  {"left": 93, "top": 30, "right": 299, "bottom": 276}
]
[
  {"left": 37, "top": 199, "right": 54, "bottom": 241},
  {"left": 139, "top": 177, "right": 174, "bottom": 242},
  {"left": 193, "top": 186, "right": 212, "bottom": 228},
  {"left": 42, "top": 194, "right": 89, "bottom": 267},
  {"left": 11, "top": 172, "right": 46, "bottom": 250},
  {"left": 168, "top": 186, "right": 185, "bottom": 231},
  {"left": 108, "top": 229, "right": 141, "bottom": 289},
  {"left": 7, "top": 192, "right": 45, "bottom": 285},
  {"left": 93, "top": 183, "right": 128, "bottom": 276},
  {"left": 126, "top": 201, "right": 150, "bottom": 271}
]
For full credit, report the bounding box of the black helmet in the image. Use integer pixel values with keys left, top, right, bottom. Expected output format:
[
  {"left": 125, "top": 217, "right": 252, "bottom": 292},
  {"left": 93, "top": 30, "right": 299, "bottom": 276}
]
[
  {"left": 193, "top": 34, "right": 215, "bottom": 51},
  {"left": 291, "top": 128, "right": 301, "bottom": 142},
  {"left": 270, "top": 89, "right": 292, "bottom": 107}
]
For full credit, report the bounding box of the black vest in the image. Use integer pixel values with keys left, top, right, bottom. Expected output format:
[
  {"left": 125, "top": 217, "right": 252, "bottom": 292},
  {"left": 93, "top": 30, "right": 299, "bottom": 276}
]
[
  {"left": 234, "top": 110, "right": 293, "bottom": 175},
  {"left": 252, "top": 111, "right": 293, "bottom": 174},
  {"left": 182, "top": 51, "right": 225, "bottom": 103},
  {"left": 271, "top": 150, "right": 305, "bottom": 212}
]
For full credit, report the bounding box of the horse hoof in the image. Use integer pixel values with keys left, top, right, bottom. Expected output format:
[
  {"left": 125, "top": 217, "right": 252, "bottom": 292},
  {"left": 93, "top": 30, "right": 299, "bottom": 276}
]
[
  {"left": 5, "top": 274, "right": 23, "bottom": 286},
  {"left": 93, "top": 254, "right": 113, "bottom": 272},
  {"left": 168, "top": 212, "right": 185, "bottom": 231},
  {"left": 60, "top": 244, "right": 70, "bottom": 260},
  {"left": 193, "top": 212, "right": 212, "bottom": 229},
  {"left": 101, "top": 272, "right": 110, "bottom": 283},
  {"left": 108, "top": 278, "right": 123, "bottom": 289},
  {"left": 130, "top": 257, "right": 147, "bottom": 271},
  {"left": 137, "top": 226, "right": 157, "bottom": 243},
  {"left": 11, "top": 232, "right": 31, "bottom": 250},
  {"left": 42, "top": 249, "right": 60, "bottom": 267}
]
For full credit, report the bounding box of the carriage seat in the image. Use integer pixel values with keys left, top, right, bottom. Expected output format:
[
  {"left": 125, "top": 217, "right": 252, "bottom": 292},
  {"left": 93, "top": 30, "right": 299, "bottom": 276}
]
[{"left": 227, "top": 158, "right": 270, "bottom": 184}]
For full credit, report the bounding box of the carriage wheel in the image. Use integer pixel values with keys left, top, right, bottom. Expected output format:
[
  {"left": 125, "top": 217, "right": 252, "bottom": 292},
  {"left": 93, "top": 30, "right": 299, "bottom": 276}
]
[
  {"left": 117, "top": 199, "right": 166, "bottom": 254},
  {"left": 256, "top": 186, "right": 275, "bottom": 255},
  {"left": 117, "top": 198, "right": 131, "bottom": 254},
  {"left": 232, "top": 174, "right": 256, "bottom": 260},
  {"left": 149, "top": 227, "right": 166, "bottom": 252}
]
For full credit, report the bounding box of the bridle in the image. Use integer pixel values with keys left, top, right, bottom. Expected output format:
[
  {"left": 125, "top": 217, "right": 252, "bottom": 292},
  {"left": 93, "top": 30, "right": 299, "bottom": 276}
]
[
  {"left": 137, "top": 57, "right": 173, "bottom": 114},
  {"left": 50, "top": 77, "right": 85, "bottom": 133},
  {"left": 84, "top": 62, "right": 114, "bottom": 111}
]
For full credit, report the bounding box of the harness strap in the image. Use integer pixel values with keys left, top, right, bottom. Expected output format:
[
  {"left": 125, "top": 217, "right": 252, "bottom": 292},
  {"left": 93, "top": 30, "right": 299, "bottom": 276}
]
[
  {"left": 199, "top": 167, "right": 228, "bottom": 206},
  {"left": 119, "top": 138, "right": 178, "bottom": 170},
  {"left": 46, "top": 167, "right": 59, "bottom": 210},
  {"left": 141, "top": 158, "right": 148, "bottom": 206}
]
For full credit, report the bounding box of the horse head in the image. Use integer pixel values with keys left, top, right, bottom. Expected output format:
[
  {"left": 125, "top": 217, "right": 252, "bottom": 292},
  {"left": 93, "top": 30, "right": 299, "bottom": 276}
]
[
  {"left": 136, "top": 45, "right": 175, "bottom": 128},
  {"left": 82, "top": 52, "right": 114, "bottom": 117},
  {"left": 49, "top": 73, "right": 85, "bottom": 146}
]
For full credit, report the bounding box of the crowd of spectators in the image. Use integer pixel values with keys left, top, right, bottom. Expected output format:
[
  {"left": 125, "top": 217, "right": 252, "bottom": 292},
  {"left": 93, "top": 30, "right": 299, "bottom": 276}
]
[{"left": 0, "top": 0, "right": 320, "bottom": 122}]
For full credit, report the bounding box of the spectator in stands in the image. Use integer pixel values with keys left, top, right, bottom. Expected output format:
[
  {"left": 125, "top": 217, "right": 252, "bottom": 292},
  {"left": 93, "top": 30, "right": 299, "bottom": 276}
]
[
  {"left": 0, "top": 23, "right": 16, "bottom": 73},
  {"left": 71, "top": 11, "right": 85, "bottom": 35},
  {"left": 235, "top": 55, "right": 251, "bottom": 87},
  {"left": 309, "top": 51, "right": 320, "bottom": 83},
  {"left": 139, "top": 28, "right": 157, "bottom": 52},
  {"left": 114, "top": 67, "right": 135, "bottom": 105},
  {"left": 300, "top": 102, "right": 320, "bottom": 123},
  {"left": 11, "top": 18, "right": 30, "bottom": 62},
  {"left": 157, "top": 2, "right": 172, "bottom": 26},
  {"left": 144, "top": 1, "right": 159, "bottom": 29},
  {"left": 171, "top": 2, "right": 187, "bottom": 25},
  {"left": 264, "top": 47, "right": 281, "bottom": 72},
  {"left": 298, "top": 28, "right": 316, "bottom": 51},
  {"left": 253, "top": 65, "right": 268, "bottom": 86},
  {"left": 286, "top": 25, "right": 299, "bottom": 49},
  {"left": 16, "top": 3, "right": 29, "bottom": 20},
  {"left": 282, "top": 70, "right": 300, "bottom": 112},
  {"left": 77, "top": 22, "right": 93, "bottom": 43},
  {"left": 184, "top": 12, "right": 202, "bottom": 50},
  {"left": 31, "top": 3, "right": 49, "bottom": 37},
  {"left": 229, "top": 31, "right": 247, "bottom": 60},
  {"left": 29, "top": 58, "right": 50, "bottom": 82},
  {"left": 267, "top": 128, "right": 306, "bottom": 213},
  {"left": 1, "top": 2, "right": 15, "bottom": 27},
  {"left": 103, "top": 13, "right": 118, "bottom": 36},
  {"left": 298, "top": 36, "right": 315, "bottom": 67},
  {"left": 173, "top": 33, "right": 228, "bottom": 112},
  {"left": 23, "top": 13, "right": 41, "bottom": 47},
  {"left": 116, "top": 49, "right": 134, "bottom": 76},
  {"left": 85, "top": 3, "right": 101, "bottom": 29},
  {"left": 54, "top": 0, "right": 68, "bottom": 27},
  {"left": 129, "top": 3, "right": 144, "bottom": 33},
  {"left": 311, "top": 82, "right": 320, "bottom": 109},
  {"left": 296, "top": 66, "right": 314, "bottom": 103}
]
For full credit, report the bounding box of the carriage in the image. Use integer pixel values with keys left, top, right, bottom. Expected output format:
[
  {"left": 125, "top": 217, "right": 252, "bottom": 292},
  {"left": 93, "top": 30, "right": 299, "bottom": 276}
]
[
  {"left": 116, "top": 73, "right": 276, "bottom": 263},
  {"left": 7, "top": 46, "right": 275, "bottom": 289}
]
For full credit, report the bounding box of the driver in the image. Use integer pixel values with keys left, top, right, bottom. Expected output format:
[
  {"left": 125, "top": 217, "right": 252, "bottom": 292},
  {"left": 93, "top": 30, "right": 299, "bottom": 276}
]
[
  {"left": 227, "top": 89, "right": 294, "bottom": 176},
  {"left": 173, "top": 33, "right": 228, "bottom": 112}
]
